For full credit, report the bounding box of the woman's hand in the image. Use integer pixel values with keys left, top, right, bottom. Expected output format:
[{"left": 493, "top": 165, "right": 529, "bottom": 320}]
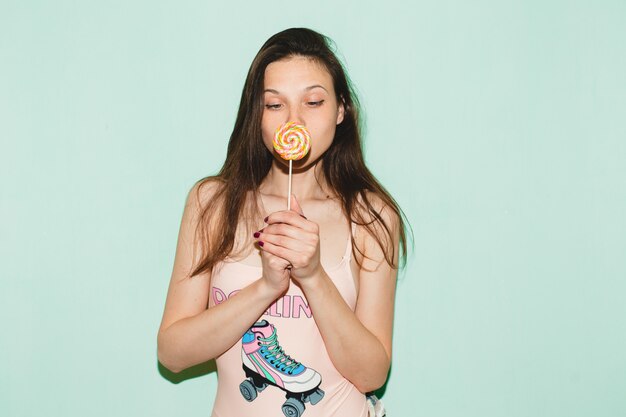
[
  {"left": 257, "top": 240, "right": 292, "bottom": 296},
  {"left": 255, "top": 195, "right": 322, "bottom": 282}
]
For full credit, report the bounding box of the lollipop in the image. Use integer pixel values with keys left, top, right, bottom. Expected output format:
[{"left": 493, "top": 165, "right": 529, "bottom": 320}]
[
  {"left": 273, "top": 122, "right": 311, "bottom": 209},
  {"left": 273, "top": 121, "right": 311, "bottom": 160}
]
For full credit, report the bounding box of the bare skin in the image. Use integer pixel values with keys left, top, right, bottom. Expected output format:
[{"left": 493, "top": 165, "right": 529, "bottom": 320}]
[{"left": 157, "top": 56, "right": 399, "bottom": 393}]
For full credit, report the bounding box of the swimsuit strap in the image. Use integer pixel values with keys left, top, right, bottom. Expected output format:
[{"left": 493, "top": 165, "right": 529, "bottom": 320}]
[{"left": 342, "top": 221, "right": 356, "bottom": 262}]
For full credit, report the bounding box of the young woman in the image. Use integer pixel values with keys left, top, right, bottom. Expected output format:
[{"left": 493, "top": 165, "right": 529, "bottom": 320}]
[{"left": 157, "top": 27, "right": 408, "bottom": 417}]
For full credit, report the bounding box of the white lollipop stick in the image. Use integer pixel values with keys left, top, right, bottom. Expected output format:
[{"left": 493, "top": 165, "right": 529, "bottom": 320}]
[{"left": 287, "top": 160, "right": 293, "bottom": 210}]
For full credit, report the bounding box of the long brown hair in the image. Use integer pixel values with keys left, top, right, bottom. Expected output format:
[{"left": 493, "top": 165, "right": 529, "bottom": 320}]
[{"left": 190, "top": 27, "right": 410, "bottom": 277}]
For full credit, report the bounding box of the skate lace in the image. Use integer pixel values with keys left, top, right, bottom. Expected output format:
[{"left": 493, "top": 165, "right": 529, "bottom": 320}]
[{"left": 259, "top": 329, "right": 301, "bottom": 374}]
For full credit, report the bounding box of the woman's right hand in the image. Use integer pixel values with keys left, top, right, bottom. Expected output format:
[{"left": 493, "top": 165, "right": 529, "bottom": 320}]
[{"left": 258, "top": 236, "right": 292, "bottom": 296}]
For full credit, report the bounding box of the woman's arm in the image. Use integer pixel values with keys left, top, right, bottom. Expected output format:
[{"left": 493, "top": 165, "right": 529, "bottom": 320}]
[
  {"left": 297, "top": 261, "right": 396, "bottom": 392},
  {"left": 157, "top": 182, "right": 286, "bottom": 373},
  {"left": 258, "top": 195, "right": 399, "bottom": 393}
]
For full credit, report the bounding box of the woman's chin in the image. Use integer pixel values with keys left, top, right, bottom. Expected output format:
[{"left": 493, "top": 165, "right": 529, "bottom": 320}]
[{"left": 272, "top": 152, "right": 321, "bottom": 172}]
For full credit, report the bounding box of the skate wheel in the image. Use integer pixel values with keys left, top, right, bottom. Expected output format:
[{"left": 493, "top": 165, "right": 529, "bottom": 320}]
[
  {"left": 239, "top": 379, "right": 257, "bottom": 402},
  {"left": 282, "top": 397, "right": 305, "bottom": 417},
  {"left": 308, "top": 388, "right": 324, "bottom": 405}
]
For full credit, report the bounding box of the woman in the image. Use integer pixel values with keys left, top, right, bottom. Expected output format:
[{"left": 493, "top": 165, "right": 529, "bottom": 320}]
[{"left": 157, "top": 27, "right": 408, "bottom": 417}]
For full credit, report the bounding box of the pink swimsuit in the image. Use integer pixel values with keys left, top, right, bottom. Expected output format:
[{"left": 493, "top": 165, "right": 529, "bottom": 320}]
[{"left": 209, "top": 227, "right": 368, "bottom": 417}]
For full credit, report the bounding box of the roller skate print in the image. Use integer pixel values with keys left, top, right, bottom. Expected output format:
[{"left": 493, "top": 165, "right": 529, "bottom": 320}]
[{"left": 239, "top": 319, "right": 324, "bottom": 417}]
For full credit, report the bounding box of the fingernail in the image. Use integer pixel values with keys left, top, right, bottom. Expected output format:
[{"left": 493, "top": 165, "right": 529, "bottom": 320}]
[
  {"left": 253, "top": 232, "right": 260, "bottom": 238},
  {"left": 264, "top": 216, "right": 268, "bottom": 222},
  {"left": 258, "top": 241, "right": 264, "bottom": 247}
]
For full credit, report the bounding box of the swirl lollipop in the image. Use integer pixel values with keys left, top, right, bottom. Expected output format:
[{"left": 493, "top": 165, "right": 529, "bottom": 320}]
[
  {"left": 273, "top": 121, "right": 311, "bottom": 160},
  {"left": 273, "top": 122, "right": 311, "bottom": 209}
]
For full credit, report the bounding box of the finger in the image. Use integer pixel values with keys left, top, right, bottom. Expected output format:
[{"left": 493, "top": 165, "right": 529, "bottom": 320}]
[
  {"left": 290, "top": 194, "right": 306, "bottom": 218},
  {"left": 258, "top": 232, "right": 313, "bottom": 254},
  {"left": 258, "top": 239, "right": 308, "bottom": 268},
  {"left": 264, "top": 211, "right": 318, "bottom": 233},
  {"left": 258, "top": 222, "right": 316, "bottom": 243},
  {"left": 260, "top": 248, "right": 291, "bottom": 269}
]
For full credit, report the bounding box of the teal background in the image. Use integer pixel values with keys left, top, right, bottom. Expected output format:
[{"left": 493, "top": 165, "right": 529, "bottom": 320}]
[{"left": 2, "top": 1, "right": 625, "bottom": 416}]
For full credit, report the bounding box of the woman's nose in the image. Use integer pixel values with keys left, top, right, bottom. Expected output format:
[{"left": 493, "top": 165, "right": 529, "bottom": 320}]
[{"left": 286, "top": 107, "right": 303, "bottom": 125}]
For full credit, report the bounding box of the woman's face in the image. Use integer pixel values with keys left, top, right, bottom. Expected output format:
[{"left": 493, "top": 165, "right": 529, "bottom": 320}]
[{"left": 261, "top": 56, "right": 344, "bottom": 168}]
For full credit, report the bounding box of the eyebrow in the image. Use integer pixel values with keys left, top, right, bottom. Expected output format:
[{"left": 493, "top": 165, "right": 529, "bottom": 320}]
[{"left": 263, "top": 85, "right": 328, "bottom": 94}]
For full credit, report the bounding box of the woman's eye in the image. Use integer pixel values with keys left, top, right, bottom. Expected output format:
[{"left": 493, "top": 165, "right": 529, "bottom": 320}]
[
  {"left": 307, "top": 100, "right": 324, "bottom": 107},
  {"left": 265, "top": 104, "right": 282, "bottom": 110}
]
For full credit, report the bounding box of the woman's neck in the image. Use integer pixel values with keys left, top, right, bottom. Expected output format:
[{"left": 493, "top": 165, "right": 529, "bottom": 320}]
[{"left": 259, "top": 160, "right": 333, "bottom": 201}]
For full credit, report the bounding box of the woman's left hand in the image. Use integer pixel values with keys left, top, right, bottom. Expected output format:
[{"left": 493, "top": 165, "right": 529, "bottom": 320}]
[{"left": 255, "top": 194, "right": 322, "bottom": 281}]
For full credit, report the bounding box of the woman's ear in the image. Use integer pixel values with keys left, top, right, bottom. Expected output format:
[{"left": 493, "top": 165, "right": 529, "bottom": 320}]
[{"left": 336, "top": 95, "right": 346, "bottom": 125}]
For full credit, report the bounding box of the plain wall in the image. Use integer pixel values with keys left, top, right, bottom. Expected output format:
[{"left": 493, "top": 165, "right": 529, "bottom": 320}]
[{"left": 1, "top": 1, "right": 625, "bottom": 416}]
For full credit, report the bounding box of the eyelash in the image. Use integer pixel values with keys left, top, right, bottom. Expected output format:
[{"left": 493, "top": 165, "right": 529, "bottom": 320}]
[{"left": 264, "top": 100, "right": 325, "bottom": 110}]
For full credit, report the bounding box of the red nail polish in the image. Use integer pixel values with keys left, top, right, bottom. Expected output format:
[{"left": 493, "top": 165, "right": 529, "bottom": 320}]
[
  {"left": 253, "top": 232, "right": 260, "bottom": 238},
  {"left": 258, "top": 241, "right": 264, "bottom": 247}
]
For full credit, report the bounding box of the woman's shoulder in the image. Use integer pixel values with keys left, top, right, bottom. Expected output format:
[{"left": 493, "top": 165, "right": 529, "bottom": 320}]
[
  {"left": 179, "top": 177, "right": 229, "bottom": 239},
  {"left": 186, "top": 177, "right": 226, "bottom": 209},
  {"left": 352, "top": 190, "right": 402, "bottom": 270},
  {"left": 354, "top": 190, "right": 401, "bottom": 227}
]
